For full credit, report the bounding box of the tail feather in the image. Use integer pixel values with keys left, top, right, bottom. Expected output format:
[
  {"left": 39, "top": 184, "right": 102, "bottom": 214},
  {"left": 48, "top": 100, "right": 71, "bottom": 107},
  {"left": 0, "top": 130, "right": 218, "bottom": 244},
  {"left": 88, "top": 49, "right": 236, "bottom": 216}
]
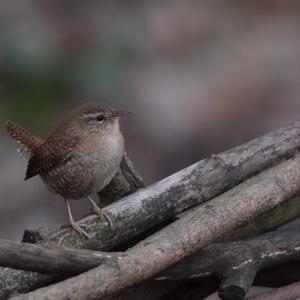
[{"left": 4, "top": 121, "right": 44, "bottom": 158}]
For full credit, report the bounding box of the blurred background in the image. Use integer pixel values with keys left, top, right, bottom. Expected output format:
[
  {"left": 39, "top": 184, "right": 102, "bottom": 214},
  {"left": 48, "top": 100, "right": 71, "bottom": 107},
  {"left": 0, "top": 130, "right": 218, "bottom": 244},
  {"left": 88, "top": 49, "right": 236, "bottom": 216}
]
[{"left": 1, "top": 0, "right": 300, "bottom": 242}]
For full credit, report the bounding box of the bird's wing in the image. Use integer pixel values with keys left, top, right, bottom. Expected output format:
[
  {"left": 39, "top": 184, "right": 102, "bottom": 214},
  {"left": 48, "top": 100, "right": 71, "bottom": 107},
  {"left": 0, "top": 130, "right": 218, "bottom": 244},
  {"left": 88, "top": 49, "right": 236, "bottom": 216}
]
[
  {"left": 5, "top": 121, "right": 44, "bottom": 158},
  {"left": 25, "top": 133, "right": 77, "bottom": 180}
]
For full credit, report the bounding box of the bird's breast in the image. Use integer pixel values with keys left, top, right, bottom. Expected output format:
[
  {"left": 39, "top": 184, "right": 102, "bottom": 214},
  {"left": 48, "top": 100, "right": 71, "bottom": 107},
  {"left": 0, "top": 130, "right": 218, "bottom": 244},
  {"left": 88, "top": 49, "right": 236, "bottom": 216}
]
[
  {"left": 43, "top": 130, "right": 125, "bottom": 199},
  {"left": 75, "top": 131, "right": 125, "bottom": 189}
]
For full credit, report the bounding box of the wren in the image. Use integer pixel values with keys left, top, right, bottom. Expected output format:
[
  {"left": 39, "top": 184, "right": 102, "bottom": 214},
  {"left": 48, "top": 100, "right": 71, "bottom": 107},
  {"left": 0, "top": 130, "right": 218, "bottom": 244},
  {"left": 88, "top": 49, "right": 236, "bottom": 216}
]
[{"left": 5, "top": 102, "right": 129, "bottom": 238}]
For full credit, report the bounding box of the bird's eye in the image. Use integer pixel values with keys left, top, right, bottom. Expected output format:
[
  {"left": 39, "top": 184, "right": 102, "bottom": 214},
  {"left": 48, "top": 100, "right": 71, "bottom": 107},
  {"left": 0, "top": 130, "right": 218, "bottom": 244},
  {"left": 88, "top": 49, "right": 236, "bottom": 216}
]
[{"left": 96, "top": 115, "right": 104, "bottom": 122}]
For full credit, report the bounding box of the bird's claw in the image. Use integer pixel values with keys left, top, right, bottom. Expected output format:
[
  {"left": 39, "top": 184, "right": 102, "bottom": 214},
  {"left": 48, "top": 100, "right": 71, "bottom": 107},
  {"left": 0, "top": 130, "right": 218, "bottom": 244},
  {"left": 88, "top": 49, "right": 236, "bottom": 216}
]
[
  {"left": 92, "top": 206, "right": 114, "bottom": 228},
  {"left": 70, "top": 220, "right": 91, "bottom": 239}
]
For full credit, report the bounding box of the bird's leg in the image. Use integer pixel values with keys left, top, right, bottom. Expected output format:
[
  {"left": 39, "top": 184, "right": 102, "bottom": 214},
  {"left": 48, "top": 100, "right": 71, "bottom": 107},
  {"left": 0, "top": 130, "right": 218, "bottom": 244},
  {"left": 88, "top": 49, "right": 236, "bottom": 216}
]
[
  {"left": 65, "top": 199, "right": 90, "bottom": 239},
  {"left": 88, "top": 196, "right": 113, "bottom": 227}
]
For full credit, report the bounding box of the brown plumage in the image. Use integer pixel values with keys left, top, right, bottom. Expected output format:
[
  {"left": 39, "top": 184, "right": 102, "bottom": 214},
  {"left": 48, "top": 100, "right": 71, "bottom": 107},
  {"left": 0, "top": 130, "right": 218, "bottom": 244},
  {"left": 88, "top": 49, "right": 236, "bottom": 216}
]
[
  {"left": 25, "top": 132, "right": 76, "bottom": 180},
  {"left": 5, "top": 102, "right": 129, "bottom": 238},
  {"left": 5, "top": 121, "right": 44, "bottom": 158}
]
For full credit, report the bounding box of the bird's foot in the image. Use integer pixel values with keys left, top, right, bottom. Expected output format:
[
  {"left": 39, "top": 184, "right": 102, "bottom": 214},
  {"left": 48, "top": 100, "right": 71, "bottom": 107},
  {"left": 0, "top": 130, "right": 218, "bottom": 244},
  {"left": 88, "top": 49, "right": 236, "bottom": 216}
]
[
  {"left": 69, "top": 220, "right": 90, "bottom": 239},
  {"left": 91, "top": 205, "right": 114, "bottom": 228}
]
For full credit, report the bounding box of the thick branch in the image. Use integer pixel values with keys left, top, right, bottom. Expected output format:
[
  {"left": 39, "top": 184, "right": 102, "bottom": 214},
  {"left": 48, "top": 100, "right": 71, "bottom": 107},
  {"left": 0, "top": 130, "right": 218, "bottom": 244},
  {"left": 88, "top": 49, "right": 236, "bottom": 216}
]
[
  {"left": 116, "top": 194, "right": 300, "bottom": 300},
  {"left": 0, "top": 240, "right": 124, "bottom": 275},
  {"left": 10, "top": 195, "right": 300, "bottom": 300},
  {"left": 225, "top": 193, "right": 300, "bottom": 241},
  {"left": 219, "top": 264, "right": 259, "bottom": 300},
  {"left": 0, "top": 241, "right": 179, "bottom": 300},
  {"left": 3, "top": 122, "right": 300, "bottom": 299},
  {"left": 24, "top": 121, "right": 300, "bottom": 248},
  {"left": 12, "top": 154, "right": 300, "bottom": 300},
  {"left": 117, "top": 194, "right": 300, "bottom": 300},
  {"left": 3, "top": 227, "right": 300, "bottom": 300},
  {"left": 0, "top": 153, "right": 143, "bottom": 299},
  {"left": 161, "top": 226, "right": 300, "bottom": 299}
]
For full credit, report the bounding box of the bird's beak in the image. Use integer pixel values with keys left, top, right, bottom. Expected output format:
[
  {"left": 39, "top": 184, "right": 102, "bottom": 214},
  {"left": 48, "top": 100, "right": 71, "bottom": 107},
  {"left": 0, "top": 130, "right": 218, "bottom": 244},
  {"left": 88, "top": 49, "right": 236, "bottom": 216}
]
[{"left": 112, "top": 110, "right": 131, "bottom": 118}]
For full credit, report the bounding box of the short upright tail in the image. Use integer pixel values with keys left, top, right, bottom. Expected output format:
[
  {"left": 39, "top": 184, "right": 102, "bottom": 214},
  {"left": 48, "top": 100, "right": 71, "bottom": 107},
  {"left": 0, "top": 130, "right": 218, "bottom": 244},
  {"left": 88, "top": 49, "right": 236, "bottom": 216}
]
[{"left": 4, "top": 121, "right": 44, "bottom": 158}]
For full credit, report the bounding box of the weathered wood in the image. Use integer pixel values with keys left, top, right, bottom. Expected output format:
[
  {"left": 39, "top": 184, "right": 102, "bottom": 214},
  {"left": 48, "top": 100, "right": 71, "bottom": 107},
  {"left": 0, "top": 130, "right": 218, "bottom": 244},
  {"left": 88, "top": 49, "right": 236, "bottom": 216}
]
[
  {"left": 110, "top": 194, "right": 300, "bottom": 300},
  {"left": 0, "top": 240, "right": 125, "bottom": 275},
  {"left": 219, "top": 264, "right": 259, "bottom": 300},
  {"left": 11, "top": 154, "right": 300, "bottom": 300},
  {"left": 4, "top": 227, "right": 300, "bottom": 300},
  {"left": 13, "top": 194, "right": 300, "bottom": 300},
  {"left": 3, "top": 122, "right": 300, "bottom": 300},
  {"left": 116, "top": 194, "right": 300, "bottom": 300},
  {"left": 246, "top": 281, "right": 300, "bottom": 300},
  {"left": 6, "top": 225, "right": 300, "bottom": 282},
  {"left": 160, "top": 226, "right": 300, "bottom": 299},
  {"left": 0, "top": 153, "right": 144, "bottom": 300},
  {"left": 24, "top": 121, "right": 300, "bottom": 249},
  {"left": 0, "top": 270, "right": 53, "bottom": 300},
  {"left": 224, "top": 193, "right": 300, "bottom": 241},
  {"left": 161, "top": 262, "right": 300, "bottom": 300}
]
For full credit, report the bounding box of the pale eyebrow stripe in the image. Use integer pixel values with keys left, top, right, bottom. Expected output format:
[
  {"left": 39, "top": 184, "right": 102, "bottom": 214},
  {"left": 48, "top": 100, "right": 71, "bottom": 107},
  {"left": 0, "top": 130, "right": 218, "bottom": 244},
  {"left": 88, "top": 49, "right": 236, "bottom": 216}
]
[{"left": 79, "top": 113, "right": 103, "bottom": 119}]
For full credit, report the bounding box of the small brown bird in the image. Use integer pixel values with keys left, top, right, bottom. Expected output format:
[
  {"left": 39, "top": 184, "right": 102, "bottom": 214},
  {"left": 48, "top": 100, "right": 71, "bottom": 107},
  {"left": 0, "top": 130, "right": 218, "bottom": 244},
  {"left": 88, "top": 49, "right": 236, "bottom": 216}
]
[{"left": 5, "top": 102, "right": 129, "bottom": 238}]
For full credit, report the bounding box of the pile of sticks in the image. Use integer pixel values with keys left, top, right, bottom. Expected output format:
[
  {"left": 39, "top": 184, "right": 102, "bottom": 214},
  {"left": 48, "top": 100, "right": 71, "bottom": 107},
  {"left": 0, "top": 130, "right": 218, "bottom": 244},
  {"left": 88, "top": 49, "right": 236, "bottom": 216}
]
[{"left": 2, "top": 122, "right": 300, "bottom": 300}]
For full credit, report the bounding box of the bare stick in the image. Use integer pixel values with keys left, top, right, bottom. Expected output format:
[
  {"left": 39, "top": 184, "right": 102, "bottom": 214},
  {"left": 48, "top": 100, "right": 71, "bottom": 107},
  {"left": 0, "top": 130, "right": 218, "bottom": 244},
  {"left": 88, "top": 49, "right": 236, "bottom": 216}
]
[
  {"left": 0, "top": 240, "right": 125, "bottom": 275},
  {"left": 161, "top": 226, "right": 300, "bottom": 299},
  {"left": 6, "top": 195, "right": 300, "bottom": 300},
  {"left": 3, "top": 122, "right": 300, "bottom": 300},
  {"left": 219, "top": 264, "right": 259, "bottom": 300},
  {"left": 3, "top": 227, "right": 300, "bottom": 299},
  {"left": 24, "top": 121, "right": 300, "bottom": 249},
  {"left": 0, "top": 153, "right": 144, "bottom": 299},
  {"left": 11, "top": 154, "right": 300, "bottom": 300},
  {"left": 3, "top": 228, "right": 300, "bottom": 300}
]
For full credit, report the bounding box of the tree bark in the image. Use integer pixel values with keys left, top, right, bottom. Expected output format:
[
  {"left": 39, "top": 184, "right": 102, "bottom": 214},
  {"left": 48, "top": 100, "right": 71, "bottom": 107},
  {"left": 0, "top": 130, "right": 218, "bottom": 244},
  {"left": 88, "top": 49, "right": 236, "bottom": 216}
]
[
  {"left": 3, "top": 122, "right": 300, "bottom": 299},
  {"left": 160, "top": 226, "right": 300, "bottom": 299},
  {"left": 3, "top": 227, "right": 300, "bottom": 300},
  {"left": 11, "top": 154, "right": 300, "bottom": 300},
  {"left": 224, "top": 193, "right": 300, "bottom": 241},
  {"left": 3, "top": 226, "right": 300, "bottom": 284},
  {"left": 9, "top": 194, "right": 300, "bottom": 300},
  {"left": 219, "top": 264, "right": 259, "bottom": 300},
  {"left": 0, "top": 153, "right": 144, "bottom": 300},
  {"left": 24, "top": 121, "right": 300, "bottom": 249},
  {"left": 0, "top": 240, "right": 124, "bottom": 275}
]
